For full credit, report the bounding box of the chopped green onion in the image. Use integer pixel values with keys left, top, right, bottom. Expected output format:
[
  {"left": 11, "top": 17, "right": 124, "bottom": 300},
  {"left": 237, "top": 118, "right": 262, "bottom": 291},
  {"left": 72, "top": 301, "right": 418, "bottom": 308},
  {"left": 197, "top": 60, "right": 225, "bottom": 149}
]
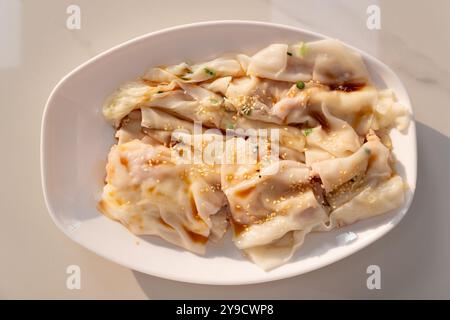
[
  {"left": 227, "top": 123, "right": 235, "bottom": 129},
  {"left": 180, "top": 77, "right": 189, "bottom": 80},
  {"left": 287, "top": 52, "right": 293, "bottom": 56},
  {"left": 209, "top": 98, "right": 219, "bottom": 104},
  {"left": 303, "top": 128, "right": 313, "bottom": 136},
  {"left": 296, "top": 81, "right": 305, "bottom": 89},
  {"left": 204, "top": 67, "right": 215, "bottom": 77},
  {"left": 364, "top": 148, "right": 371, "bottom": 155},
  {"left": 299, "top": 42, "right": 308, "bottom": 57}
]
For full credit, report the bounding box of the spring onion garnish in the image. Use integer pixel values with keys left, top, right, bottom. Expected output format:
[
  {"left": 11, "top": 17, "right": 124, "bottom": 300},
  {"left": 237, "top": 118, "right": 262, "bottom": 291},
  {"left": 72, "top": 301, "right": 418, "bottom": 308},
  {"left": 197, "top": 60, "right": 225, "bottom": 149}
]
[
  {"left": 364, "top": 148, "right": 371, "bottom": 155},
  {"left": 303, "top": 128, "right": 313, "bottom": 136},
  {"left": 296, "top": 81, "right": 305, "bottom": 89},
  {"left": 299, "top": 42, "right": 308, "bottom": 57},
  {"left": 287, "top": 52, "right": 293, "bottom": 56},
  {"left": 227, "top": 123, "right": 235, "bottom": 129},
  {"left": 180, "top": 77, "right": 189, "bottom": 81},
  {"left": 204, "top": 67, "right": 215, "bottom": 77},
  {"left": 209, "top": 98, "right": 219, "bottom": 105}
]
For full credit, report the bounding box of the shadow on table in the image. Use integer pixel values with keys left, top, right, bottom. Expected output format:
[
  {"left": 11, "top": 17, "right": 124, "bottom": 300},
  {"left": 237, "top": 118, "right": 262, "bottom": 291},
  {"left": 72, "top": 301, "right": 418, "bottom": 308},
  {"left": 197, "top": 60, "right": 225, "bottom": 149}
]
[{"left": 133, "top": 121, "right": 450, "bottom": 299}]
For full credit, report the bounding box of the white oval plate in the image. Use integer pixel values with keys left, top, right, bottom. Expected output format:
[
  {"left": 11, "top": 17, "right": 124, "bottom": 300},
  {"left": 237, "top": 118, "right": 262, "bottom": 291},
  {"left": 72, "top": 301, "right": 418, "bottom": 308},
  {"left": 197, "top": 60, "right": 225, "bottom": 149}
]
[{"left": 41, "top": 21, "right": 417, "bottom": 285}]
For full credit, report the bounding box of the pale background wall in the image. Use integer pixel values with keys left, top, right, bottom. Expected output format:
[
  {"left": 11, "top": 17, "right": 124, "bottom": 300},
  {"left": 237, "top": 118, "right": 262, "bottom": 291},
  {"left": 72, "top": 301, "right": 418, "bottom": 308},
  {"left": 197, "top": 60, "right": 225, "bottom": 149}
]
[{"left": 1, "top": 0, "right": 449, "bottom": 299}]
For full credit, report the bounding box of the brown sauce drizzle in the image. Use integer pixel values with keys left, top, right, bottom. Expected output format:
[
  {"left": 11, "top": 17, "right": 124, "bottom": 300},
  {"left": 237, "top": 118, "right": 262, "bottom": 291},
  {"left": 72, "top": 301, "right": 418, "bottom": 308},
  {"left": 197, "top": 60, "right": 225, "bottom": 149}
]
[
  {"left": 329, "top": 83, "right": 365, "bottom": 92},
  {"left": 189, "top": 195, "right": 203, "bottom": 222},
  {"left": 97, "top": 200, "right": 118, "bottom": 221},
  {"left": 183, "top": 226, "right": 208, "bottom": 244},
  {"left": 310, "top": 176, "right": 330, "bottom": 209},
  {"left": 119, "top": 157, "right": 129, "bottom": 169},
  {"left": 231, "top": 219, "right": 248, "bottom": 237},
  {"left": 158, "top": 217, "right": 174, "bottom": 230},
  {"left": 97, "top": 200, "right": 108, "bottom": 215},
  {"left": 235, "top": 185, "right": 256, "bottom": 198},
  {"left": 310, "top": 110, "right": 331, "bottom": 132}
]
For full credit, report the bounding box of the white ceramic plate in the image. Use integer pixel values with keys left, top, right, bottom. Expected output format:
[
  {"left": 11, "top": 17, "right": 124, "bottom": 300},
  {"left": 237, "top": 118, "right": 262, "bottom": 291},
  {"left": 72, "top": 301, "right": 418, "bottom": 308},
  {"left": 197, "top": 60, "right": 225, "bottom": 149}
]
[{"left": 41, "top": 21, "right": 417, "bottom": 285}]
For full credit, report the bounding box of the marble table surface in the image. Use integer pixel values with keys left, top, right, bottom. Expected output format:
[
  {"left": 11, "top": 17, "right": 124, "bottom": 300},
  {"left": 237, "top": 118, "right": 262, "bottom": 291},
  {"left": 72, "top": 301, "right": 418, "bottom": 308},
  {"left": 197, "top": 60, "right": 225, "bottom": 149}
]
[{"left": 1, "top": 0, "right": 449, "bottom": 299}]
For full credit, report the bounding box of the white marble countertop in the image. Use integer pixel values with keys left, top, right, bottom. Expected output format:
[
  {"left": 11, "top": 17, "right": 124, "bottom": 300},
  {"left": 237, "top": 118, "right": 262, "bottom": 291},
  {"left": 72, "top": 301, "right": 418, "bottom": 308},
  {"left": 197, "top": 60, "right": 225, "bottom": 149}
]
[{"left": 1, "top": 0, "right": 449, "bottom": 299}]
